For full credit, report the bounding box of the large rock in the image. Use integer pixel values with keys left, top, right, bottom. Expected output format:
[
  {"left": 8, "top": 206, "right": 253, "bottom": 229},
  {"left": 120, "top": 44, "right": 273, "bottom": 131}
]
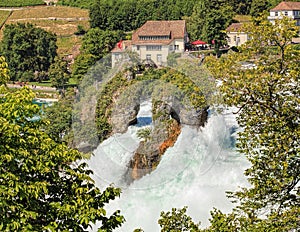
[
  {"left": 112, "top": 96, "right": 209, "bottom": 182},
  {"left": 111, "top": 104, "right": 139, "bottom": 133},
  {"left": 128, "top": 112, "right": 181, "bottom": 181},
  {"left": 179, "top": 105, "right": 209, "bottom": 127}
]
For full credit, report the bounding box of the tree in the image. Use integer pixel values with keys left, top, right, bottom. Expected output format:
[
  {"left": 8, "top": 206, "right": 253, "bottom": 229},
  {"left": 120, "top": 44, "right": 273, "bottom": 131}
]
[
  {"left": 0, "top": 63, "right": 124, "bottom": 231},
  {"left": 250, "top": 0, "right": 270, "bottom": 17},
  {"left": 89, "top": 0, "right": 198, "bottom": 32},
  {"left": 158, "top": 207, "right": 201, "bottom": 232},
  {"left": 49, "top": 56, "right": 70, "bottom": 90},
  {"left": 81, "top": 28, "right": 124, "bottom": 59},
  {"left": 71, "top": 28, "right": 124, "bottom": 83},
  {"left": 89, "top": 0, "right": 109, "bottom": 29},
  {"left": 0, "top": 23, "right": 57, "bottom": 81},
  {"left": 232, "top": 0, "right": 252, "bottom": 15},
  {"left": 188, "top": 0, "right": 234, "bottom": 55},
  {"left": 204, "top": 16, "right": 300, "bottom": 231},
  {"left": 154, "top": 16, "right": 299, "bottom": 232},
  {"left": 71, "top": 53, "right": 97, "bottom": 83},
  {"left": 0, "top": 56, "right": 9, "bottom": 85},
  {"left": 42, "top": 89, "right": 75, "bottom": 144}
]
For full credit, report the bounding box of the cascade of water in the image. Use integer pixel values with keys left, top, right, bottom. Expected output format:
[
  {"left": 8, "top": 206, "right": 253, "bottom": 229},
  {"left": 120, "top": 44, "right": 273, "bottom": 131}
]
[{"left": 87, "top": 103, "right": 249, "bottom": 231}]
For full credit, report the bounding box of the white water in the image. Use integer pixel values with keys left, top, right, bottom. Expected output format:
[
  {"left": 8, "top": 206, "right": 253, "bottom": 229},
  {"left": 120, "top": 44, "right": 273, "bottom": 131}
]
[{"left": 87, "top": 103, "right": 249, "bottom": 231}]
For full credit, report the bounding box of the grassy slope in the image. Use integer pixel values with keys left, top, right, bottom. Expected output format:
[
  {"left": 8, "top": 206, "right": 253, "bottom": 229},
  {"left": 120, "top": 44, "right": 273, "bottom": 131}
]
[
  {"left": 8, "top": 5, "right": 88, "bottom": 19},
  {"left": 0, "top": 11, "right": 11, "bottom": 28},
  {"left": 234, "top": 14, "right": 251, "bottom": 22}
]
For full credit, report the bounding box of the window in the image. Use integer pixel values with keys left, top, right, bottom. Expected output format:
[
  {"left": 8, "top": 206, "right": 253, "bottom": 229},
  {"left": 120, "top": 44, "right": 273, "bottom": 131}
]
[
  {"left": 275, "top": 12, "right": 278, "bottom": 16},
  {"left": 174, "top": 45, "right": 179, "bottom": 50},
  {"left": 146, "top": 54, "right": 151, "bottom": 60},
  {"left": 285, "top": 11, "right": 288, "bottom": 16},
  {"left": 115, "top": 54, "right": 121, "bottom": 61},
  {"left": 234, "top": 36, "right": 236, "bottom": 42},
  {"left": 139, "top": 35, "right": 170, "bottom": 40},
  {"left": 137, "top": 45, "right": 140, "bottom": 50},
  {"left": 169, "top": 45, "right": 173, "bottom": 51},
  {"left": 146, "top": 45, "right": 162, "bottom": 51},
  {"left": 157, "top": 54, "right": 162, "bottom": 63}
]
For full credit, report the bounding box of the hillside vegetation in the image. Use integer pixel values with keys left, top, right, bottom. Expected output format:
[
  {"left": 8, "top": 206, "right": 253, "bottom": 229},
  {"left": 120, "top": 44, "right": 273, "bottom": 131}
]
[
  {"left": 58, "top": 0, "right": 91, "bottom": 8},
  {"left": 0, "top": 0, "right": 44, "bottom": 7},
  {"left": 0, "top": 6, "right": 89, "bottom": 56}
]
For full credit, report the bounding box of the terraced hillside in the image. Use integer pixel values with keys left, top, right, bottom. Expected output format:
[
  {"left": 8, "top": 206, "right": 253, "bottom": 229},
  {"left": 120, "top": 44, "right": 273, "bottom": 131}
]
[{"left": 0, "top": 5, "right": 89, "bottom": 56}]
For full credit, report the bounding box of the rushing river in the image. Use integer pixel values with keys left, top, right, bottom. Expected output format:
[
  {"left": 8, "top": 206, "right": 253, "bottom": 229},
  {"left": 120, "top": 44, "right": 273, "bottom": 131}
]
[{"left": 87, "top": 102, "right": 249, "bottom": 231}]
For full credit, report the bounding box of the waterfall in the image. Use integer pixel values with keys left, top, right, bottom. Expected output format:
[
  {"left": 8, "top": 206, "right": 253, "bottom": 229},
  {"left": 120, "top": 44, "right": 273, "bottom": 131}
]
[{"left": 87, "top": 103, "right": 249, "bottom": 231}]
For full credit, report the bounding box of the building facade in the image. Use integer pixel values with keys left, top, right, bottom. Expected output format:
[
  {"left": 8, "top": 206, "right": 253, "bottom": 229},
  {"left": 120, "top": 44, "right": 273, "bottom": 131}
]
[
  {"left": 268, "top": 1, "right": 300, "bottom": 26},
  {"left": 226, "top": 23, "right": 250, "bottom": 47},
  {"left": 111, "top": 20, "right": 188, "bottom": 67}
]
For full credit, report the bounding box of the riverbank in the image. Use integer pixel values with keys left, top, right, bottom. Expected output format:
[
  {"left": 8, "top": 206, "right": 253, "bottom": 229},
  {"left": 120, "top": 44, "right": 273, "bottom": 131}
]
[{"left": 7, "top": 83, "right": 56, "bottom": 92}]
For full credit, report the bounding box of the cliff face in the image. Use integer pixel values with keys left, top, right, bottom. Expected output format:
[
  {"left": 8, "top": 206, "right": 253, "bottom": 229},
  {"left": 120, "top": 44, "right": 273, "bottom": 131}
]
[
  {"left": 95, "top": 67, "right": 209, "bottom": 182},
  {"left": 129, "top": 118, "right": 182, "bottom": 181},
  {"left": 125, "top": 101, "right": 208, "bottom": 182}
]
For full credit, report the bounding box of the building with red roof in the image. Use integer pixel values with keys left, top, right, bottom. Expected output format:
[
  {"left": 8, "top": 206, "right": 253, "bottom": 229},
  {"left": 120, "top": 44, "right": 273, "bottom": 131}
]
[
  {"left": 111, "top": 20, "right": 188, "bottom": 67},
  {"left": 268, "top": 1, "right": 300, "bottom": 26}
]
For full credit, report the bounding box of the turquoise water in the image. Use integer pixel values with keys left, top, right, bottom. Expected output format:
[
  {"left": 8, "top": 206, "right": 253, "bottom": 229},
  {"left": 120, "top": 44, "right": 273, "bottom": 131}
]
[{"left": 32, "top": 99, "right": 53, "bottom": 108}]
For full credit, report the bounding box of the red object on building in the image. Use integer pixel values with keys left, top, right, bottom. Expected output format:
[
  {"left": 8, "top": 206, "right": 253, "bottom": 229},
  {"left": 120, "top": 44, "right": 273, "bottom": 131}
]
[
  {"left": 191, "top": 40, "right": 207, "bottom": 45},
  {"left": 117, "top": 40, "right": 123, "bottom": 49}
]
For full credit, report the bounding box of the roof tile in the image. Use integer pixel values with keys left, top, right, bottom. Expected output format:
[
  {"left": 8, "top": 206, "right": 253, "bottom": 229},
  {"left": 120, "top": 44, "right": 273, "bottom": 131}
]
[
  {"left": 131, "top": 20, "right": 186, "bottom": 45},
  {"left": 270, "top": 1, "right": 300, "bottom": 11}
]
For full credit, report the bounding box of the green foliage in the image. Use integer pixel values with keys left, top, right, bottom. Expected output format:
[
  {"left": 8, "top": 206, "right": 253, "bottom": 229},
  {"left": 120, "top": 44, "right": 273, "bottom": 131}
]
[
  {"left": 89, "top": 0, "right": 198, "bottom": 31},
  {"left": 205, "top": 16, "right": 300, "bottom": 231},
  {"left": 133, "top": 229, "right": 144, "bottom": 232},
  {"left": 232, "top": 0, "right": 253, "bottom": 15},
  {"left": 167, "top": 52, "right": 181, "bottom": 67},
  {"left": 95, "top": 71, "right": 129, "bottom": 142},
  {"left": 74, "top": 24, "right": 86, "bottom": 35},
  {"left": 0, "top": 23, "right": 57, "bottom": 81},
  {"left": 158, "top": 206, "right": 201, "bottom": 232},
  {"left": 160, "top": 69, "right": 206, "bottom": 109},
  {"left": 42, "top": 89, "right": 74, "bottom": 144},
  {"left": 71, "top": 28, "right": 123, "bottom": 83},
  {"left": 49, "top": 56, "right": 70, "bottom": 89},
  {"left": 188, "top": 0, "right": 234, "bottom": 54},
  {"left": 0, "top": 56, "right": 10, "bottom": 85},
  {"left": 95, "top": 67, "right": 207, "bottom": 143},
  {"left": 0, "top": 0, "right": 44, "bottom": 7},
  {"left": 249, "top": 0, "right": 270, "bottom": 17},
  {"left": 71, "top": 53, "right": 97, "bottom": 83},
  {"left": 0, "top": 86, "right": 124, "bottom": 231},
  {"left": 81, "top": 28, "right": 124, "bottom": 59},
  {"left": 136, "top": 127, "right": 152, "bottom": 141},
  {"left": 58, "top": 0, "right": 92, "bottom": 8}
]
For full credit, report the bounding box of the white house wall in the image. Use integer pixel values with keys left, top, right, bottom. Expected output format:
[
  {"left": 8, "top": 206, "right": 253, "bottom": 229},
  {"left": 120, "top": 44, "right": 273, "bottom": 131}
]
[
  {"left": 268, "top": 10, "right": 300, "bottom": 26},
  {"left": 131, "top": 41, "right": 185, "bottom": 66},
  {"left": 227, "top": 32, "right": 249, "bottom": 47}
]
